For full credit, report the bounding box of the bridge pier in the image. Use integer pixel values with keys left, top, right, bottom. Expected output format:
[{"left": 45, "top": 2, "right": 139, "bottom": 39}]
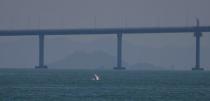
[
  {"left": 35, "top": 34, "right": 48, "bottom": 69},
  {"left": 114, "top": 33, "right": 126, "bottom": 70},
  {"left": 192, "top": 19, "right": 203, "bottom": 71}
]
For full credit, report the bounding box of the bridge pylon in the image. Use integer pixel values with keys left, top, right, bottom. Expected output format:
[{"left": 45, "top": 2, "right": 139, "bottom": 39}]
[
  {"left": 35, "top": 34, "right": 48, "bottom": 69},
  {"left": 192, "top": 19, "right": 204, "bottom": 71},
  {"left": 114, "top": 33, "right": 126, "bottom": 70}
]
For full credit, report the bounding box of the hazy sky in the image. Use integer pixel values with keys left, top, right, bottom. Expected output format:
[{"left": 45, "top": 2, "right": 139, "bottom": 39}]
[
  {"left": 0, "top": 0, "right": 210, "bottom": 69},
  {"left": 0, "top": 0, "right": 210, "bottom": 29}
]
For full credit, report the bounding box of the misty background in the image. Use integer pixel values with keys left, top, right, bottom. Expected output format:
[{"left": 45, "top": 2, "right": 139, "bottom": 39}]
[{"left": 0, "top": 0, "right": 210, "bottom": 70}]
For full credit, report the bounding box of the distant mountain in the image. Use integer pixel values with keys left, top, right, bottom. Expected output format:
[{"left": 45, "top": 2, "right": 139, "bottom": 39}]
[{"left": 49, "top": 51, "right": 127, "bottom": 69}]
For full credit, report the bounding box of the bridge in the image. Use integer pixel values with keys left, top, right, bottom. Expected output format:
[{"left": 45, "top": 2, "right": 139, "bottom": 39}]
[{"left": 0, "top": 19, "right": 210, "bottom": 70}]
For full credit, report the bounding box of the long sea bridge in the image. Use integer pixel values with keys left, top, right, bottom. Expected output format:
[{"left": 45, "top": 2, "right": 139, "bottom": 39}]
[{"left": 0, "top": 19, "right": 210, "bottom": 70}]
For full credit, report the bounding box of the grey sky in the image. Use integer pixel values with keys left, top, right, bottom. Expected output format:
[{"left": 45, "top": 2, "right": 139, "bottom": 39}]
[
  {"left": 0, "top": 0, "right": 210, "bottom": 69},
  {"left": 0, "top": 0, "right": 210, "bottom": 29}
]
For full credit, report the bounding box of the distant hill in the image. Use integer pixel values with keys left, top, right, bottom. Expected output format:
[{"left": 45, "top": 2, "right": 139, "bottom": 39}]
[
  {"left": 49, "top": 50, "right": 166, "bottom": 70},
  {"left": 49, "top": 51, "right": 127, "bottom": 69}
]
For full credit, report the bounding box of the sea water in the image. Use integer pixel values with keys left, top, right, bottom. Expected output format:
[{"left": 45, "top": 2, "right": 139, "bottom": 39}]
[{"left": 0, "top": 69, "right": 210, "bottom": 101}]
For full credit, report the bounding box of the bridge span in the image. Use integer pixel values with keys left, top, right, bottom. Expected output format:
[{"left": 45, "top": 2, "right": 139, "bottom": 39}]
[{"left": 0, "top": 20, "right": 210, "bottom": 70}]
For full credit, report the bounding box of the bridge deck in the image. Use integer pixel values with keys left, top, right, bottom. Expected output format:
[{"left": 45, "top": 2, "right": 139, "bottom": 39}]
[{"left": 0, "top": 26, "right": 210, "bottom": 36}]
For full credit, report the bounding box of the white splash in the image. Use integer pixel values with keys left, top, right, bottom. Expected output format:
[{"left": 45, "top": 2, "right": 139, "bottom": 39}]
[{"left": 92, "top": 74, "right": 100, "bottom": 81}]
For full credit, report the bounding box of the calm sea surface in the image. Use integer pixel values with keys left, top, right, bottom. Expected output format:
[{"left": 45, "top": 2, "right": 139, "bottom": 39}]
[{"left": 0, "top": 69, "right": 210, "bottom": 101}]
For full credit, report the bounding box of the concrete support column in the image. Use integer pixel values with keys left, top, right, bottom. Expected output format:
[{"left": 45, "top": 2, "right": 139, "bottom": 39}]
[
  {"left": 114, "top": 33, "right": 125, "bottom": 70},
  {"left": 192, "top": 19, "right": 203, "bottom": 71},
  {"left": 35, "top": 34, "right": 48, "bottom": 69}
]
